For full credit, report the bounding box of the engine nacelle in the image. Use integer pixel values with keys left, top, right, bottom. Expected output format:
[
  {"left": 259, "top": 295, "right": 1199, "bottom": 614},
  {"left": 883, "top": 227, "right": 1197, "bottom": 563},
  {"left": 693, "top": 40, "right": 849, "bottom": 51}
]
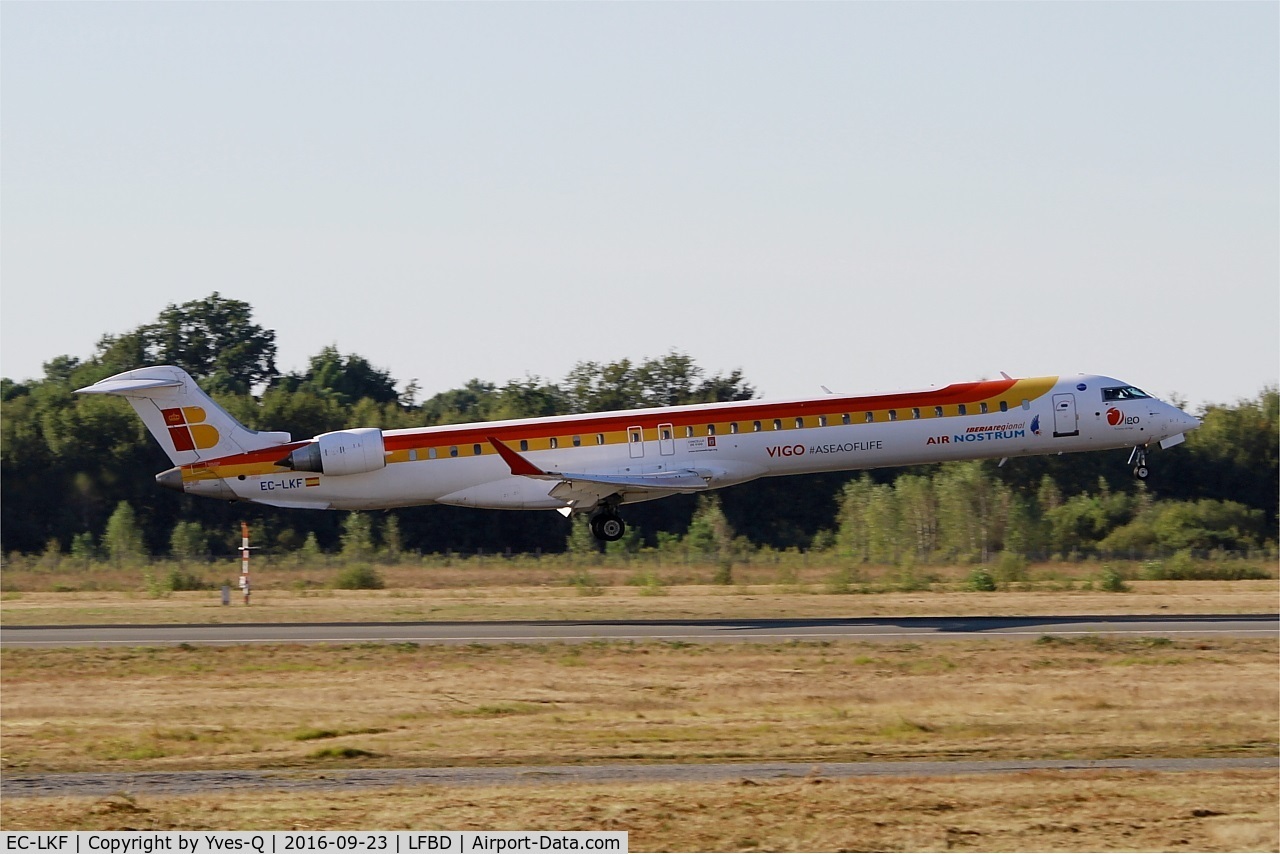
[{"left": 284, "top": 428, "right": 386, "bottom": 477}]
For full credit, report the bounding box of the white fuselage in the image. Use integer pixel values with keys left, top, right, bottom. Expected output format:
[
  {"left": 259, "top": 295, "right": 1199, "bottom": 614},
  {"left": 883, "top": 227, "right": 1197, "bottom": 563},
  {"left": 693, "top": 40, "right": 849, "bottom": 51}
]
[{"left": 200, "top": 373, "right": 1197, "bottom": 513}]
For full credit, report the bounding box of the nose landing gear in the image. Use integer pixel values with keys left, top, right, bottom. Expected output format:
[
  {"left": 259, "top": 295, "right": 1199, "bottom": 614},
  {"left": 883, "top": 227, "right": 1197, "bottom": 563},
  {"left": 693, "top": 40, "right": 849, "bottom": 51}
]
[{"left": 1128, "top": 445, "right": 1150, "bottom": 480}]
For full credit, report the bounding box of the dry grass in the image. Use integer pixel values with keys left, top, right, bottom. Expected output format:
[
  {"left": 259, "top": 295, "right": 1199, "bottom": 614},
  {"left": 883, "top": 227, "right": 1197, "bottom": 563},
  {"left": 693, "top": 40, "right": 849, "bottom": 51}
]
[
  {"left": 4, "top": 565, "right": 1276, "bottom": 848},
  {"left": 2, "top": 770, "right": 1276, "bottom": 852},
  {"left": 2, "top": 637, "right": 1275, "bottom": 775},
  {"left": 1, "top": 577, "right": 1276, "bottom": 626}
]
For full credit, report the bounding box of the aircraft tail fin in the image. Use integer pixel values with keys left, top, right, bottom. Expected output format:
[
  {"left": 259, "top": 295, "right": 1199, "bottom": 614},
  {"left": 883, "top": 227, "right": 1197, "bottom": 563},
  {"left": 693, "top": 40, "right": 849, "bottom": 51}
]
[{"left": 76, "top": 366, "right": 292, "bottom": 466}]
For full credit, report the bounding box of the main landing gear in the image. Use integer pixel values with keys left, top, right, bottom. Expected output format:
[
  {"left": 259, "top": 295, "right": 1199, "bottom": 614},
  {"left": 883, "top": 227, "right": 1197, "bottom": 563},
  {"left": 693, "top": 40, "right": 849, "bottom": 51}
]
[
  {"left": 589, "top": 510, "right": 626, "bottom": 542},
  {"left": 1128, "top": 445, "right": 1150, "bottom": 480}
]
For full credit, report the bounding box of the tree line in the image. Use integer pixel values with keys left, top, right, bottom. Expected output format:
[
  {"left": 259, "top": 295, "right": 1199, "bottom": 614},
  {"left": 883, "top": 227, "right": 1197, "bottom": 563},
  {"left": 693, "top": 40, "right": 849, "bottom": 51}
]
[{"left": 2, "top": 293, "right": 1275, "bottom": 561}]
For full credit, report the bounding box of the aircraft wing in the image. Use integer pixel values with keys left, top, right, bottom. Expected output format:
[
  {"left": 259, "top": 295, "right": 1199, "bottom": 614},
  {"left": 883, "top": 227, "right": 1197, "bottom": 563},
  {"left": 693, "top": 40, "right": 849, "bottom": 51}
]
[{"left": 487, "top": 436, "right": 710, "bottom": 506}]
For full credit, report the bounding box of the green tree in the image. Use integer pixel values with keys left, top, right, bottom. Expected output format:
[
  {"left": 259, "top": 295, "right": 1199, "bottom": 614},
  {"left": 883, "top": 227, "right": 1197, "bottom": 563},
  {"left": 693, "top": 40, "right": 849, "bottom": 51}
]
[
  {"left": 70, "top": 531, "right": 98, "bottom": 561},
  {"left": 1165, "top": 388, "right": 1278, "bottom": 532},
  {"left": 1044, "top": 483, "right": 1135, "bottom": 556},
  {"left": 103, "top": 501, "right": 146, "bottom": 564},
  {"left": 1100, "top": 499, "right": 1264, "bottom": 553},
  {"left": 934, "top": 462, "right": 1004, "bottom": 562},
  {"left": 563, "top": 352, "right": 754, "bottom": 414},
  {"left": 340, "top": 512, "right": 375, "bottom": 561},
  {"left": 491, "top": 377, "right": 566, "bottom": 421},
  {"left": 566, "top": 515, "right": 600, "bottom": 558},
  {"left": 835, "top": 475, "right": 878, "bottom": 562},
  {"left": 895, "top": 474, "right": 937, "bottom": 562},
  {"left": 298, "top": 532, "right": 324, "bottom": 565},
  {"left": 420, "top": 379, "right": 499, "bottom": 425},
  {"left": 381, "top": 515, "right": 404, "bottom": 560},
  {"left": 278, "top": 346, "right": 399, "bottom": 406},
  {"left": 684, "top": 494, "right": 734, "bottom": 557},
  {"left": 169, "top": 521, "right": 209, "bottom": 560},
  {"left": 138, "top": 293, "right": 278, "bottom": 394}
]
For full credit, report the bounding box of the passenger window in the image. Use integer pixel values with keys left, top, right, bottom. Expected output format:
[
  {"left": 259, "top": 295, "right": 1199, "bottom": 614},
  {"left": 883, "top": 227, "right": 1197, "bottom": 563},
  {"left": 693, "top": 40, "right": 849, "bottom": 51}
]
[
  {"left": 573, "top": 435, "right": 582, "bottom": 447},
  {"left": 958, "top": 404, "right": 967, "bottom": 416},
  {"left": 753, "top": 420, "right": 763, "bottom": 432},
  {"left": 795, "top": 417, "right": 805, "bottom": 429},
  {"left": 911, "top": 408, "right": 921, "bottom": 420},
  {"left": 842, "top": 413, "right": 851, "bottom": 425},
  {"left": 661, "top": 428, "right": 672, "bottom": 440},
  {"left": 596, "top": 434, "right": 605, "bottom": 445},
  {"left": 864, "top": 412, "right": 874, "bottom": 423},
  {"left": 707, "top": 424, "right": 716, "bottom": 436},
  {"left": 980, "top": 402, "right": 989, "bottom": 414},
  {"left": 473, "top": 444, "right": 482, "bottom": 456},
  {"left": 520, "top": 440, "right": 529, "bottom": 452},
  {"left": 999, "top": 401, "right": 1008, "bottom": 413},
  {"left": 889, "top": 410, "right": 898, "bottom": 421},
  {"left": 685, "top": 426, "right": 695, "bottom": 438},
  {"left": 934, "top": 406, "right": 944, "bottom": 418},
  {"left": 550, "top": 437, "right": 559, "bottom": 449},
  {"left": 409, "top": 449, "right": 419, "bottom": 462},
  {"left": 818, "top": 415, "right": 828, "bottom": 427},
  {"left": 1021, "top": 399, "right": 1030, "bottom": 411},
  {"left": 773, "top": 419, "right": 783, "bottom": 431},
  {"left": 450, "top": 446, "right": 458, "bottom": 458},
  {"left": 428, "top": 447, "right": 438, "bottom": 460},
  {"left": 630, "top": 430, "right": 642, "bottom": 443}
]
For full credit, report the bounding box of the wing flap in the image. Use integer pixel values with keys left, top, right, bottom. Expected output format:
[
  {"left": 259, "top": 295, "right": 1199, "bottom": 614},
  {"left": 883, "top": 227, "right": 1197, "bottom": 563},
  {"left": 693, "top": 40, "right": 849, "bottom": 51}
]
[
  {"left": 487, "top": 436, "right": 710, "bottom": 499},
  {"left": 551, "top": 470, "right": 709, "bottom": 492}
]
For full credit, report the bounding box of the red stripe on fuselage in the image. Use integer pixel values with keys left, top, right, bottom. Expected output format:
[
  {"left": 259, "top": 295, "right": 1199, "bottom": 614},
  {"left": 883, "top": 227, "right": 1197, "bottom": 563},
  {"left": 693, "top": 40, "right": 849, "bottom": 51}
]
[
  {"left": 183, "top": 440, "right": 312, "bottom": 472},
  {"left": 381, "top": 378, "right": 1021, "bottom": 452},
  {"left": 180, "top": 379, "right": 1025, "bottom": 472}
]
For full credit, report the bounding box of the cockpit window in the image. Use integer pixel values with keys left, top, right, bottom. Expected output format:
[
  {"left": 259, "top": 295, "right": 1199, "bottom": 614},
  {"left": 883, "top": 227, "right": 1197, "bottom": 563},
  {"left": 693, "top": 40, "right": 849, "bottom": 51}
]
[{"left": 1102, "top": 386, "right": 1150, "bottom": 401}]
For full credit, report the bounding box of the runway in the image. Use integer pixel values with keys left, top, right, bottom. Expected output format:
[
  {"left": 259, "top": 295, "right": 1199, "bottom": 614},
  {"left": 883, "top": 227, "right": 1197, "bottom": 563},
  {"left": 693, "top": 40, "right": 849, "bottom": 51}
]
[
  {"left": 2, "top": 613, "right": 1275, "bottom": 647},
  {"left": 4, "top": 615, "right": 1276, "bottom": 802},
  {"left": 4, "top": 757, "right": 1276, "bottom": 799}
]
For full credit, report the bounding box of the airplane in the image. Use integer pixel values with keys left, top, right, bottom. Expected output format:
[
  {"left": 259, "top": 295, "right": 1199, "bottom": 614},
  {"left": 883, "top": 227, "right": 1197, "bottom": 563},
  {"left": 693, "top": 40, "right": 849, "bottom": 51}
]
[{"left": 77, "top": 366, "right": 1201, "bottom": 541}]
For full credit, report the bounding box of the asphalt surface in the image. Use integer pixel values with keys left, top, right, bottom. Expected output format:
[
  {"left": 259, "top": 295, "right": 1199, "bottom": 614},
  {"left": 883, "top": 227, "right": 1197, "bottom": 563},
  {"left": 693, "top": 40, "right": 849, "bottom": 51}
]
[
  {"left": 1, "top": 614, "right": 1275, "bottom": 647},
  {"left": 5, "top": 757, "right": 1277, "bottom": 799}
]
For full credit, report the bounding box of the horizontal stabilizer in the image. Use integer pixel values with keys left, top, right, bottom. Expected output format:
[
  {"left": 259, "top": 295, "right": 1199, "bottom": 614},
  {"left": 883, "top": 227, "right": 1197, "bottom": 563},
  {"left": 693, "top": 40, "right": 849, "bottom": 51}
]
[{"left": 76, "top": 376, "right": 183, "bottom": 396}]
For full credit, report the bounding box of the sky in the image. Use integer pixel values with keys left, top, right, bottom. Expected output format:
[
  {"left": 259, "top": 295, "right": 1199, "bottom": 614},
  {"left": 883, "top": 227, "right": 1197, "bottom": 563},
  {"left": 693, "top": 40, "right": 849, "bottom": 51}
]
[{"left": 3, "top": 2, "right": 1276, "bottom": 411}]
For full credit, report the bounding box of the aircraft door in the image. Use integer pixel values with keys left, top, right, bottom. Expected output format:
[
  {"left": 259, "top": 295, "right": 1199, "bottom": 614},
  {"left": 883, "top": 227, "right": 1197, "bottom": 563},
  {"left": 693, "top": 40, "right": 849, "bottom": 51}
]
[
  {"left": 1052, "top": 394, "right": 1079, "bottom": 437},
  {"left": 658, "top": 423, "right": 675, "bottom": 456},
  {"left": 628, "top": 426, "right": 644, "bottom": 459}
]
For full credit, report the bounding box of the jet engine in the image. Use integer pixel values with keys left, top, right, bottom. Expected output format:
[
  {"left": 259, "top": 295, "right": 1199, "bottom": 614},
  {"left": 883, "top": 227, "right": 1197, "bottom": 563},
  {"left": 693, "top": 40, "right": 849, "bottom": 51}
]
[{"left": 282, "top": 427, "right": 386, "bottom": 477}]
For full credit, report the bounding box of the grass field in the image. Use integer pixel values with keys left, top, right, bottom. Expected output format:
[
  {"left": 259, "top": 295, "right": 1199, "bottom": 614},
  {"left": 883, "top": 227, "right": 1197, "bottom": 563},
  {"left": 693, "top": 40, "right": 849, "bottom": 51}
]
[
  {"left": 2, "top": 569, "right": 1277, "bottom": 850},
  {"left": 1, "top": 562, "right": 1276, "bottom": 625},
  {"left": 4, "top": 770, "right": 1277, "bottom": 851},
  {"left": 4, "top": 635, "right": 1275, "bottom": 775}
]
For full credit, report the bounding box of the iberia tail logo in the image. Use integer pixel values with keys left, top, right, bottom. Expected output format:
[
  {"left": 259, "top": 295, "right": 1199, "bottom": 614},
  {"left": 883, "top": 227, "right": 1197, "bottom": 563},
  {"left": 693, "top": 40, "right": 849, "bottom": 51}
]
[{"left": 162, "top": 407, "right": 220, "bottom": 451}]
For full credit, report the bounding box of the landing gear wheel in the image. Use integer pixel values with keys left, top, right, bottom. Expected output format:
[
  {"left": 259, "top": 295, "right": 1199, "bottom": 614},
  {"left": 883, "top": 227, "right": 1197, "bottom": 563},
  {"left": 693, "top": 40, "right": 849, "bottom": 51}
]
[
  {"left": 590, "top": 513, "right": 626, "bottom": 542},
  {"left": 1129, "top": 445, "right": 1150, "bottom": 481}
]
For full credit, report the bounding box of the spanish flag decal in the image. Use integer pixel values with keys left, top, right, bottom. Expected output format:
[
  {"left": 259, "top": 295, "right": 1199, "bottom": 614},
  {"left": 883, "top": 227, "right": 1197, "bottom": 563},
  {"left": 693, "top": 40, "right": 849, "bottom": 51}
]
[{"left": 305, "top": 477, "right": 320, "bottom": 487}]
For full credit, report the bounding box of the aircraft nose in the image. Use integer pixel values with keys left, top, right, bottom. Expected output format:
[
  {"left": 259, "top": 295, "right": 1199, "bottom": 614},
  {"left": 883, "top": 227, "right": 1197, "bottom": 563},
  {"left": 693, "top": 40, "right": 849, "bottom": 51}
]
[
  {"left": 1162, "top": 406, "right": 1200, "bottom": 437},
  {"left": 1175, "top": 409, "right": 1201, "bottom": 432}
]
